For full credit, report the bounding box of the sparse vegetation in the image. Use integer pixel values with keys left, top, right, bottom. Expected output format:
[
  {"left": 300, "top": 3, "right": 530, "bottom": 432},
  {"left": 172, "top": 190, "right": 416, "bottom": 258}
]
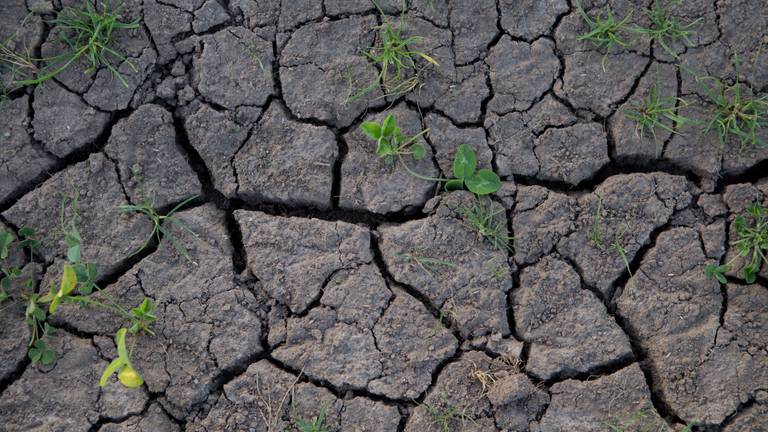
[
  {"left": 294, "top": 402, "right": 335, "bottom": 432},
  {"left": 460, "top": 198, "right": 512, "bottom": 252},
  {"left": 348, "top": 4, "right": 438, "bottom": 101},
  {"left": 13, "top": 0, "right": 140, "bottom": 88},
  {"left": 633, "top": 0, "right": 700, "bottom": 58},
  {"left": 698, "top": 74, "right": 768, "bottom": 154},
  {"left": 393, "top": 250, "right": 457, "bottom": 276},
  {"left": 575, "top": 1, "right": 633, "bottom": 70},
  {"left": 706, "top": 202, "right": 768, "bottom": 284},
  {"left": 622, "top": 79, "right": 691, "bottom": 158},
  {"left": 423, "top": 399, "right": 475, "bottom": 432},
  {"left": 119, "top": 195, "right": 200, "bottom": 264},
  {"left": 592, "top": 197, "right": 633, "bottom": 278}
]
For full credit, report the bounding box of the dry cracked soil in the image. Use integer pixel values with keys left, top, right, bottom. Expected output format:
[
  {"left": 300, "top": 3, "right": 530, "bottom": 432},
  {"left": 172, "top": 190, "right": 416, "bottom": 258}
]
[{"left": 0, "top": 0, "right": 767, "bottom": 431}]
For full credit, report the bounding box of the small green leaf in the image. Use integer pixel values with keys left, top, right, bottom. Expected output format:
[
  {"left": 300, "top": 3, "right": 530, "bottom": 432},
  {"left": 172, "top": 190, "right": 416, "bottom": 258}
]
[
  {"left": 465, "top": 169, "right": 501, "bottom": 195},
  {"left": 0, "top": 231, "right": 13, "bottom": 260},
  {"left": 40, "top": 349, "right": 55, "bottom": 365},
  {"left": 59, "top": 264, "right": 77, "bottom": 296},
  {"left": 376, "top": 137, "right": 393, "bottom": 157},
  {"left": 444, "top": 179, "right": 465, "bottom": 191},
  {"left": 67, "top": 244, "right": 81, "bottom": 263},
  {"left": 381, "top": 114, "right": 396, "bottom": 137},
  {"left": 0, "top": 289, "right": 7, "bottom": 304},
  {"left": 411, "top": 143, "right": 426, "bottom": 160},
  {"left": 28, "top": 347, "right": 42, "bottom": 363},
  {"left": 115, "top": 328, "right": 129, "bottom": 362},
  {"left": 361, "top": 122, "right": 382, "bottom": 140},
  {"left": 1, "top": 277, "right": 9, "bottom": 290},
  {"left": 452, "top": 144, "right": 477, "bottom": 180},
  {"left": 18, "top": 227, "right": 35, "bottom": 238}
]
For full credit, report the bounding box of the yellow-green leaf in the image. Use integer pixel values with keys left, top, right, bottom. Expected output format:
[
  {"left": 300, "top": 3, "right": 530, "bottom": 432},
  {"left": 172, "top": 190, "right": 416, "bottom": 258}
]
[
  {"left": 99, "top": 357, "right": 126, "bottom": 387},
  {"left": 416, "top": 52, "right": 439, "bottom": 66},
  {"left": 59, "top": 264, "right": 77, "bottom": 297}
]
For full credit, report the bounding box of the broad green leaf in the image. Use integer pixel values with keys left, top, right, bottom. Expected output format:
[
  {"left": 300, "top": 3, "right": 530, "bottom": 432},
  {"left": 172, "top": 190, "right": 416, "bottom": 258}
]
[
  {"left": 40, "top": 349, "right": 55, "bottom": 365},
  {"left": 49, "top": 296, "right": 61, "bottom": 314},
  {"left": 361, "top": 121, "right": 382, "bottom": 140},
  {"left": 59, "top": 264, "right": 77, "bottom": 296},
  {"left": 99, "top": 357, "right": 126, "bottom": 387},
  {"left": 465, "top": 169, "right": 501, "bottom": 195},
  {"left": 444, "top": 179, "right": 465, "bottom": 191},
  {"left": 376, "top": 137, "right": 393, "bottom": 157},
  {"left": 381, "top": 114, "right": 396, "bottom": 137},
  {"left": 411, "top": 143, "right": 426, "bottom": 160},
  {"left": 452, "top": 144, "right": 477, "bottom": 180},
  {"left": 0, "top": 289, "right": 7, "bottom": 304},
  {"left": 1, "top": 277, "right": 9, "bottom": 290},
  {"left": 0, "top": 231, "right": 13, "bottom": 260},
  {"left": 67, "top": 244, "right": 81, "bottom": 263},
  {"left": 28, "top": 347, "right": 42, "bottom": 362}
]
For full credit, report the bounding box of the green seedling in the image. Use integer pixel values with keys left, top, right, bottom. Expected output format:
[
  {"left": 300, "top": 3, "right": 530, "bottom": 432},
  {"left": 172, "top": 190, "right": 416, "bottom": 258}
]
[
  {"left": 362, "top": 113, "right": 429, "bottom": 167},
  {"left": 14, "top": 0, "right": 140, "bottom": 88},
  {"left": 592, "top": 198, "right": 633, "bottom": 278},
  {"left": 349, "top": 4, "right": 438, "bottom": 101},
  {"left": 119, "top": 195, "right": 200, "bottom": 264},
  {"left": 460, "top": 198, "right": 512, "bottom": 252},
  {"left": 393, "top": 250, "right": 457, "bottom": 277},
  {"left": 294, "top": 402, "right": 334, "bottom": 432},
  {"left": 423, "top": 400, "right": 475, "bottom": 432},
  {"left": 100, "top": 328, "right": 144, "bottom": 388},
  {"left": 576, "top": 1, "right": 633, "bottom": 70},
  {"left": 360, "top": 115, "right": 502, "bottom": 195},
  {"left": 445, "top": 144, "right": 501, "bottom": 196},
  {"left": 698, "top": 74, "right": 768, "bottom": 155},
  {"left": 484, "top": 258, "right": 507, "bottom": 279},
  {"left": 0, "top": 227, "right": 40, "bottom": 305},
  {"left": 632, "top": 0, "right": 700, "bottom": 59},
  {"left": 622, "top": 80, "right": 691, "bottom": 158},
  {"left": 706, "top": 202, "right": 768, "bottom": 284}
]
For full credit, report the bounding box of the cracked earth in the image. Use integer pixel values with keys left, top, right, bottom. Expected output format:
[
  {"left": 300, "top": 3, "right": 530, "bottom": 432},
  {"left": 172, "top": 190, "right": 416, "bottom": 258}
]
[{"left": 1, "top": 0, "right": 767, "bottom": 431}]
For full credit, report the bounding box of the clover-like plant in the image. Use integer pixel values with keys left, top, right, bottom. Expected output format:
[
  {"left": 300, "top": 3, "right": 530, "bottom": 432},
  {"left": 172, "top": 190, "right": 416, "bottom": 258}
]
[
  {"left": 348, "top": 4, "right": 438, "bottom": 102},
  {"left": 622, "top": 80, "right": 691, "bottom": 158},
  {"left": 576, "top": 1, "right": 633, "bottom": 70},
  {"left": 445, "top": 144, "right": 501, "bottom": 196},
  {"left": 633, "top": 0, "right": 700, "bottom": 59},
  {"left": 706, "top": 202, "right": 768, "bottom": 284},
  {"left": 362, "top": 113, "right": 429, "bottom": 169},
  {"left": 14, "top": 0, "right": 140, "bottom": 88}
]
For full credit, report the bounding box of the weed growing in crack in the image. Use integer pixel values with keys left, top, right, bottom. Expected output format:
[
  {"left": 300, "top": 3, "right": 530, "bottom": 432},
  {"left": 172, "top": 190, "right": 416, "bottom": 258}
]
[
  {"left": 459, "top": 198, "right": 512, "bottom": 253},
  {"left": 348, "top": 3, "right": 438, "bottom": 101},
  {"left": 119, "top": 195, "right": 200, "bottom": 264},
  {"left": 422, "top": 399, "right": 476, "bottom": 432},
  {"left": 592, "top": 197, "right": 633, "bottom": 278},
  {"left": 393, "top": 250, "right": 457, "bottom": 277},
  {"left": 622, "top": 79, "right": 691, "bottom": 158},
  {"left": 294, "top": 401, "right": 334, "bottom": 432},
  {"left": 1, "top": 194, "right": 157, "bottom": 385},
  {"left": 698, "top": 73, "right": 768, "bottom": 154},
  {"left": 575, "top": 0, "right": 633, "bottom": 70},
  {"left": 256, "top": 369, "right": 303, "bottom": 432},
  {"left": 0, "top": 25, "right": 38, "bottom": 95},
  {"left": 483, "top": 258, "right": 507, "bottom": 279},
  {"left": 706, "top": 202, "right": 768, "bottom": 284},
  {"left": 360, "top": 114, "right": 502, "bottom": 195},
  {"left": 632, "top": 0, "right": 700, "bottom": 59},
  {"left": 13, "top": 0, "right": 140, "bottom": 88}
]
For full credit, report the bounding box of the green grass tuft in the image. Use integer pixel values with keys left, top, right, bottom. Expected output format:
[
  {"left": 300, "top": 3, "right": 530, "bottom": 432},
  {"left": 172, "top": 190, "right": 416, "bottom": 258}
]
[
  {"left": 14, "top": 0, "right": 140, "bottom": 88},
  {"left": 460, "top": 198, "right": 512, "bottom": 253},
  {"left": 575, "top": 1, "right": 632, "bottom": 70},
  {"left": 633, "top": 0, "right": 700, "bottom": 59},
  {"left": 622, "top": 79, "right": 691, "bottom": 158}
]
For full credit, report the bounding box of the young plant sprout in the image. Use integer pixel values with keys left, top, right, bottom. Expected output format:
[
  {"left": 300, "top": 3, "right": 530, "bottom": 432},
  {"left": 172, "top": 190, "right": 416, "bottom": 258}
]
[
  {"left": 698, "top": 74, "right": 768, "bottom": 155},
  {"left": 294, "top": 402, "right": 334, "bottom": 432},
  {"left": 706, "top": 202, "right": 768, "bottom": 284},
  {"left": 13, "top": 0, "right": 140, "bottom": 88},
  {"left": 360, "top": 114, "right": 502, "bottom": 195},
  {"left": 592, "top": 197, "right": 633, "bottom": 278},
  {"left": 575, "top": 1, "right": 633, "bottom": 70},
  {"left": 119, "top": 195, "right": 200, "bottom": 264},
  {"left": 392, "top": 250, "right": 458, "bottom": 277},
  {"left": 622, "top": 79, "right": 690, "bottom": 158},
  {"left": 460, "top": 198, "right": 512, "bottom": 252},
  {"left": 349, "top": 4, "right": 438, "bottom": 101},
  {"left": 633, "top": 0, "right": 701, "bottom": 59}
]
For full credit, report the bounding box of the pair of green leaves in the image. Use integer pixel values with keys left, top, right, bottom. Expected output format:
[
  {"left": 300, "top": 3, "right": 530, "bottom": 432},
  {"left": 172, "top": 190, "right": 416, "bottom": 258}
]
[
  {"left": 100, "top": 328, "right": 144, "bottom": 388},
  {"left": 0, "top": 227, "right": 41, "bottom": 260},
  {"left": 129, "top": 298, "right": 157, "bottom": 335},
  {"left": 361, "top": 114, "right": 427, "bottom": 165},
  {"left": 28, "top": 338, "right": 55, "bottom": 365},
  {"left": 445, "top": 144, "right": 501, "bottom": 196}
]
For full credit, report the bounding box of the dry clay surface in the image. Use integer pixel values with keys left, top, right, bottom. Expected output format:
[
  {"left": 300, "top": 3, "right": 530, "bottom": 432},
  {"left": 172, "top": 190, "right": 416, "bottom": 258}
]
[{"left": 1, "top": 0, "right": 767, "bottom": 431}]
